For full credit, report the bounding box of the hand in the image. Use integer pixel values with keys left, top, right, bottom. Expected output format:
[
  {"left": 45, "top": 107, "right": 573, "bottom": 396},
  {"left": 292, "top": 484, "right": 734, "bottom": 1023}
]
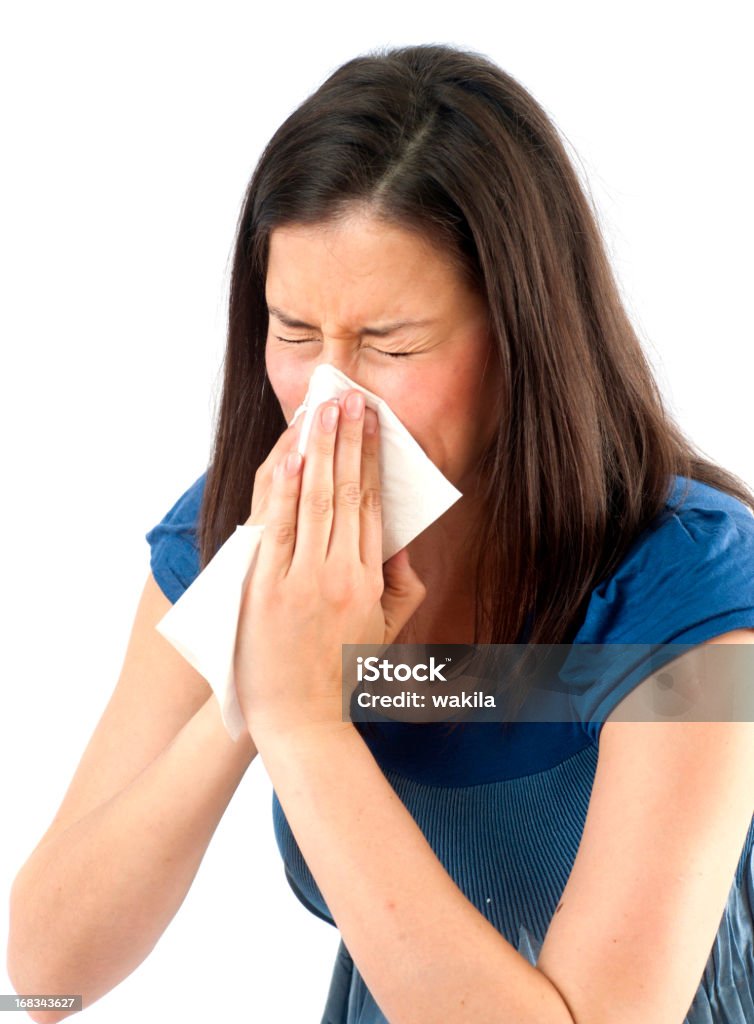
[{"left": 234, "top": 389, "right": 427, "bottom": 740}]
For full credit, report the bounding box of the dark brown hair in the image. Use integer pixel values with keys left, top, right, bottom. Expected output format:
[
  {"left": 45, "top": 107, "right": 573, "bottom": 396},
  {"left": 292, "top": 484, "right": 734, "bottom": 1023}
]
[{"left": 197, "top": 42, "right": 753, "bottom": 723}]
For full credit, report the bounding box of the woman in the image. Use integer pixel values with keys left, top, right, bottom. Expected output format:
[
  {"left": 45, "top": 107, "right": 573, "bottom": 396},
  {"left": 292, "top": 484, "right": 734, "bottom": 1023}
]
[{"left": 9, "top": 43, "right": 754, "bottom": 1024}]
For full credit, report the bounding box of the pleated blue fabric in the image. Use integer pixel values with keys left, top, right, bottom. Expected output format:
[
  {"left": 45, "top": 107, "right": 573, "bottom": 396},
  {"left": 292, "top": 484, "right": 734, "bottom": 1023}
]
[{"left": 274, "top": 747, "right": 754, "bottom": 1023}]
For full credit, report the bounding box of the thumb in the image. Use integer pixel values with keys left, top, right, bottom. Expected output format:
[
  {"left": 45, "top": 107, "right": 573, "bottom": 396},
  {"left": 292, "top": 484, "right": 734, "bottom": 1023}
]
[{"left": 381, "top": 548, "right": 427, "bottom": 641}]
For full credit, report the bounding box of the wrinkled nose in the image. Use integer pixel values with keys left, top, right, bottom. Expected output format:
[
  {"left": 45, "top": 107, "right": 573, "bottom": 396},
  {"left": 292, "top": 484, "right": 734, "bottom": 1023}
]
[
  {"left": 310, "top": 348, "right": 368, "bottom": 393},
  {"left": 315, "top": 347, "right": 355, "bottom": 379}
]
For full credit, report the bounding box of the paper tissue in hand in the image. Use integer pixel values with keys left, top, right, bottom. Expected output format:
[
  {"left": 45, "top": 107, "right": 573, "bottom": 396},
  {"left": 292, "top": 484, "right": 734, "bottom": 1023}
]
[{"left": 155, "top": 362, "right": 463, "bottom": 741}]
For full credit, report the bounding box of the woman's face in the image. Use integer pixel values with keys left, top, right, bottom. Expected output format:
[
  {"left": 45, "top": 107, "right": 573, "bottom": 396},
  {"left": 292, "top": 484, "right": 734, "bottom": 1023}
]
[{"left": 264, "top": 209, "right": 501, "bottom": 493}]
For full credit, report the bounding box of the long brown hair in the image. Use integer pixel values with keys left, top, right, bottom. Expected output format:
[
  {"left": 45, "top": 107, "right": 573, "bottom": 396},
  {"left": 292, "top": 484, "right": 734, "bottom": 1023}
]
[{"left": 198, "top": 43, "right": 753, "bottom": 718}]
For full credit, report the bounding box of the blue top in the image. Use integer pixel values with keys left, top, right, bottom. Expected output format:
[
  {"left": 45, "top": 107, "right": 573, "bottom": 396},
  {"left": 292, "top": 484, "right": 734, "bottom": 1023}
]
[{"left": 146, "top": 474, "right": 754, "bottom": 1023}]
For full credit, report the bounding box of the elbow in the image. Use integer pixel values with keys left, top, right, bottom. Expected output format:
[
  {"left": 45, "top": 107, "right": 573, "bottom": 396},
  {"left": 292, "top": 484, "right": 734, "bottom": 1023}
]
[
  {"left": 6, "top": 956, "right": 79, "bottom": 1024},
  {"left": 7, "top": 877, "right": 78, "bottom": 1024},
  {"left": 6, "top": 962, "right": 76, "bottom": 1024}
]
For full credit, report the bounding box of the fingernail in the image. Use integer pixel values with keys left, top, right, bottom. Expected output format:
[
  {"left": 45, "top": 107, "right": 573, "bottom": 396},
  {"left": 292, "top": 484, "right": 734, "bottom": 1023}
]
[
  {"left": 364, "top": 407, "right": 378, "bottom": 434},
  {"left": 285, "top": 451, "right": 303, "bottom": 476},
  {"left": 345, "top": 391, "right": 365, "bottom": 420},
  {"left": 321, "top": 402, "right": 340, "bottom": 432}
]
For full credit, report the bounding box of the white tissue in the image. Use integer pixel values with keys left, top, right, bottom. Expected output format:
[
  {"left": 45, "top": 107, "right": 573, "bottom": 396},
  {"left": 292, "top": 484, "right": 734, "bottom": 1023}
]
[{"left": 155, "top": 363, "right": 462, "bottom": 740}]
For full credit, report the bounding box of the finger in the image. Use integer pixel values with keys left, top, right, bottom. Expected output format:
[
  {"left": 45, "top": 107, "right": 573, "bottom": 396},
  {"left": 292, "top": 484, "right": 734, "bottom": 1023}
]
[
  {"left": 291, "top": 399, "right": 338, "bottom": 568},
  {"left": 247, "top": 416, "right": 302, "bottom": 523},
  {"left": 329, "top": 389, "right": 367, "bottom": 562},
  {"left": 359, "top": 405, "right": 382, "bottom": 568},
  {"left": 253, "top": 447, "right": 303, "bottom": 582}
]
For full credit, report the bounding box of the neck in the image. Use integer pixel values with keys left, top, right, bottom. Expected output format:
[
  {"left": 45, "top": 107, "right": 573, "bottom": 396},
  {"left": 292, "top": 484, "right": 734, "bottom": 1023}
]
[{"left": 397, "top": 491, "right": 488, "bottom": 645}]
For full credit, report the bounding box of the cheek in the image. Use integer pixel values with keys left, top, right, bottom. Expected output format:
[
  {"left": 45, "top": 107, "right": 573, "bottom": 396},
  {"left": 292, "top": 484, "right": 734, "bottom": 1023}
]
[
  {"left": 405, "top": 363, "right": 493, "bottom": 480},
  {"left": 405, "top": 364, "right": 477, "bottom": 435},
  {"left": 265, "top": 346, "right": 309, "bottom": 421},
  {"left": 377, "top": 368, "right": 464, "bottom": 464}
]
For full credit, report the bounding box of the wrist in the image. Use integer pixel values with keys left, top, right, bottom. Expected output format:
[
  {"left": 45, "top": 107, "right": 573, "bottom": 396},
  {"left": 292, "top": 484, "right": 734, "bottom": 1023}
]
[
  {"left": 249, "top": 714, "right": 356, "bottom": 758},
  {"left": 239, "top": 681, "right": 351, "bottom": 750}
]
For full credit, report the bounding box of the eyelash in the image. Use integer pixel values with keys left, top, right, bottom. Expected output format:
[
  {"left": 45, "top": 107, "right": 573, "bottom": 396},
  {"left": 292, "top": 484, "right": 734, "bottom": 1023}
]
[{"left": 275, "top": 336, "right": 412, "bottom": 359}]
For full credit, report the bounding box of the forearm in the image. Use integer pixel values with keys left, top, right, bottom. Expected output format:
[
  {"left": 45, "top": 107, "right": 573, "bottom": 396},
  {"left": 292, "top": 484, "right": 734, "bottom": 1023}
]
[
  {"left": 254, "top": 723, "right": 574, "bottom": 1024},
  {"left": 8, "top": 695, "right": 256, "bottom": 1020}
]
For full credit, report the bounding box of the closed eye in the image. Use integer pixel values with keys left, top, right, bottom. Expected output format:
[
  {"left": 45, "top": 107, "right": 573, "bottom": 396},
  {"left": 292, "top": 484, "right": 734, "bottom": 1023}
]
[{"left": 275, "top": 336, "right": 412, "bottom": 359}]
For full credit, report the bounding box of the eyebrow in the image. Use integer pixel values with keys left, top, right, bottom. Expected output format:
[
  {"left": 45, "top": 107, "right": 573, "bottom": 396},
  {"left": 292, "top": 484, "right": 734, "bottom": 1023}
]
[{"left": 266, "top": 305, "right": 435, "bottom": 338}]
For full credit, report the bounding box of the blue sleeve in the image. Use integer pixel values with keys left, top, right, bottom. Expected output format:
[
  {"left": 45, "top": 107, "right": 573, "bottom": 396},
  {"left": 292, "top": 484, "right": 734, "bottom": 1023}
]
[
  {"left": 144, "top": 472, "right": 207, "bottom": 603},
  {"left": 563, "top": 492, "right": 754, "bottom": 744}
]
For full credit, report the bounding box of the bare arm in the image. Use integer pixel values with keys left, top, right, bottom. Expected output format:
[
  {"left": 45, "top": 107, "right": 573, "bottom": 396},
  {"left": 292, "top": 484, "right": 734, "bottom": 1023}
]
[{"left": 7, "top": 575, "right": 257, "bottom": 1022}]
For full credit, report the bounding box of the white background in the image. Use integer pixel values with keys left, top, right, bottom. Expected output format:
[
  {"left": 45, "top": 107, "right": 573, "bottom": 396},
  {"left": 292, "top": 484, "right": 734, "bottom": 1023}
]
[{"left": 1, "top": 1, "right": 751, "bottom": 1021}]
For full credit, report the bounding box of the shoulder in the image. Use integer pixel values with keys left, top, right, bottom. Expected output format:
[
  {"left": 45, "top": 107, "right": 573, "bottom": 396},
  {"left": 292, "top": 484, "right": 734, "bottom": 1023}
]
[
  {"left": 144, "top": 471, "right": 207, "bottom": 603},
  {"left": 577, "top": 475, "right": 754, "bottom": 646},
  {"left": 563, "top": 476, "right": 754, "bottom": 744}
]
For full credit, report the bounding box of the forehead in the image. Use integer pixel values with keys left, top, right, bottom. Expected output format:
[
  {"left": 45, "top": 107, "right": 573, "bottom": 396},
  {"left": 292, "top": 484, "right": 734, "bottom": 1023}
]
[{"left": 265, "top": 214, "right": 470, "bottom": 322}]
